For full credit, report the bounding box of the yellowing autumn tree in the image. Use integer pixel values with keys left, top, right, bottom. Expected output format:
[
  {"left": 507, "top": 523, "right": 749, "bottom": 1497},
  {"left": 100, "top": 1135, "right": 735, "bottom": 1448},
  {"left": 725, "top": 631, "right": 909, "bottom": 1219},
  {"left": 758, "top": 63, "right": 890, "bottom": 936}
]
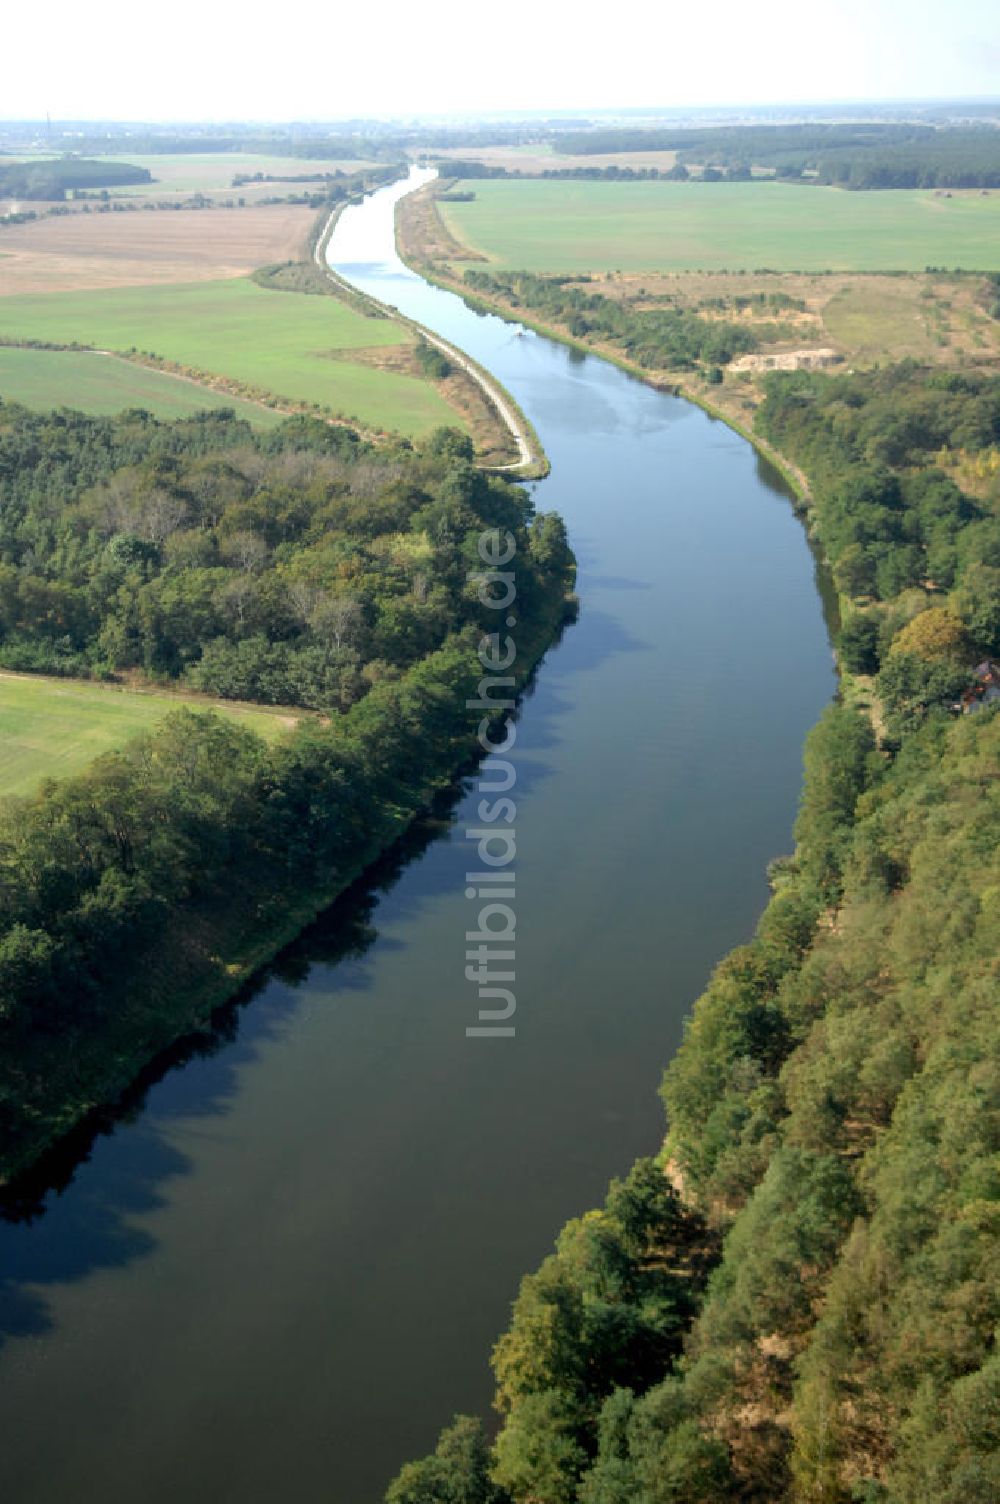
[{"left": 889, "top": 607, "right": 968, "bottom": 663}]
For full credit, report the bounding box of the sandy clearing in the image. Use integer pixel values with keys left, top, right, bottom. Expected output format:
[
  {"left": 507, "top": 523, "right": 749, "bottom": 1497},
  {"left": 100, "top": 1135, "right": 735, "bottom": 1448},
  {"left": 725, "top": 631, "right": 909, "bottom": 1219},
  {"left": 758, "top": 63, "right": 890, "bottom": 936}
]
[
  {"left": 595, "top": 269, "right": 1000, "bottom": 364},
  {"left": 0, "top": 205, "right": 315, "bottom": 295}
]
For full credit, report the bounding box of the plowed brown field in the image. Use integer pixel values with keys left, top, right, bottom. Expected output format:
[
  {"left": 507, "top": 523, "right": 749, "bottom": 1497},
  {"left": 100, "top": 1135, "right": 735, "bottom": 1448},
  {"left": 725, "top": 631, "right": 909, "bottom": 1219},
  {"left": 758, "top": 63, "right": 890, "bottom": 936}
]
[{"left": 0, "top": 205, "right": 314, "bottom": 295}]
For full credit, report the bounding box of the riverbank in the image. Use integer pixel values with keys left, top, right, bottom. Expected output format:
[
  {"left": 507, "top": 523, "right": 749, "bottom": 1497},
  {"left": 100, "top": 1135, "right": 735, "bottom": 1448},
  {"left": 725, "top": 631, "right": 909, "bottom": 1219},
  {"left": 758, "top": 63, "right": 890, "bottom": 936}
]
[
  {"left": 0, "top": 575, "right": 574, "bottom": 1188},
  {"left": 395, "top": 182, "right": 810, "bottom": 501},
  {"left": 390, "top": 184, "right": 899, "bottom": 751},
  {"left": 0, "top": 166, "right": 843, "bottom": 1504},
  {"left": 317, "top": 196, "right": 549, "bottom": 478},
  {"left": 380, "top": 222, "right": 1000, "bottom": 1497}
]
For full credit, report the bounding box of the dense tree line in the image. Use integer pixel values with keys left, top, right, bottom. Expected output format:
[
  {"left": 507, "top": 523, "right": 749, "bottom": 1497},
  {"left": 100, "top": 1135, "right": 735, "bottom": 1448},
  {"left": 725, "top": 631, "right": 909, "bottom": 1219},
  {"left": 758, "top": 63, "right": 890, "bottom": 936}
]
[
  {"left": 0, "top": 407, "right": 575, "bottom": 1179},
  {"left": 14, "top": 120, "right": 999, "bottom": 190},
  {"left": 550, "top": 125, "right": 1000, "bottom": 189},
  {"left": 385, "top": 356, "right": 1000, "bottom": 1501},
  {"left": 29, "top": 124, "right": 552, "bottom": 165},
  {"left": 0, "top": 406, "right": 556, "bottom": 710},
  {"left": 388, "top": 703, "right": 1000, "bottom": 1504},
  {"left": 463, "top": 272, "right": 759, "bottom": 371},
  {"left": 757, "top": 363, "right": 1000, "bottom": 736},
  {"left": 0, "top": 157, "right": 152, "bottom": 200},
  {"left": 29, "top": 132, "right": 408, "bottom": 162},
  {"left": 808, "top": 143, "right": 1000, "bottom": 190},
  {"left": 438, "top": 161, "right": 690, "bottom": 182},
  {"left": 557, "top": 124, "right": 937, "bottom": 159}
]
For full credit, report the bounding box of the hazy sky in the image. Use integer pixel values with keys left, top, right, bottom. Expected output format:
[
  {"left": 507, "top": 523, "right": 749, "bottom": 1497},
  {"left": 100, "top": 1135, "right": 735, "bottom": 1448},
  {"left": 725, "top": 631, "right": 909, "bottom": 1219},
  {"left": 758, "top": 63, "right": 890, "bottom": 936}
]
[{"left": 5, "top": 0, "right": 999, "bottom": 121}]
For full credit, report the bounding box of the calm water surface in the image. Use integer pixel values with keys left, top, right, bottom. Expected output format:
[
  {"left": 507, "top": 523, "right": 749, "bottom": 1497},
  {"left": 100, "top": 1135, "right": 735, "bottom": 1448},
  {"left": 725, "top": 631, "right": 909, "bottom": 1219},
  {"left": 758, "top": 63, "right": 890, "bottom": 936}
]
[{"left": 0, "top": 170, "right": 836, "bottom": 1503}]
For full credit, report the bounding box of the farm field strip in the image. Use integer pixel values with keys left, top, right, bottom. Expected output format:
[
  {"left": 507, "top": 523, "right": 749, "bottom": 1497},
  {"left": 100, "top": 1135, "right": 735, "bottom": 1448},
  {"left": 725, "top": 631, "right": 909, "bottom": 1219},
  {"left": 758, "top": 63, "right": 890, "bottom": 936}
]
[
  {"left": 437, "top": 179, "right": 1000, "bottom": 272},
  {"left": 0, "top": 345, "right": 283, "bottom": 423},
  {"left": 0, "top": 204, "right": 315, "bottom": 295},
  {"left": 0, "top": 278, "right": 457, "bottom": 435}
]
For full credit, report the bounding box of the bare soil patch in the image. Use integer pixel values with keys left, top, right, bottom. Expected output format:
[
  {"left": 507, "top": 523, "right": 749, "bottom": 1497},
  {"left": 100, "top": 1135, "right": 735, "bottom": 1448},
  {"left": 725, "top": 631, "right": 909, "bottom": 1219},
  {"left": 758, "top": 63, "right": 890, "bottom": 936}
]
[
  {"left": 730, "top": 348, "right": 840, "bottom": 372},
  {"left": 0, "top": 205, "right": 315, "bottom": 295}
]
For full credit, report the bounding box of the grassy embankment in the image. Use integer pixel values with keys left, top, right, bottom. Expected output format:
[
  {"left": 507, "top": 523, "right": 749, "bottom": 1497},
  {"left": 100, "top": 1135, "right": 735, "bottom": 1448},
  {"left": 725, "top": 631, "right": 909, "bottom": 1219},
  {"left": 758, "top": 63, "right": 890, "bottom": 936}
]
[{"left": 312, "top": 204, "right": 543, "bottom": 476}]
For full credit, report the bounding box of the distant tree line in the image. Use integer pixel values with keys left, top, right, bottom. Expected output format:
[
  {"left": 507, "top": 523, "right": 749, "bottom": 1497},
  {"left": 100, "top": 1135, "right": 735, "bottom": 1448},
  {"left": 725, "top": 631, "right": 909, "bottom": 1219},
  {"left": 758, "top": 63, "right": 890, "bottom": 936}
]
[
  {"left": 33, "top": 124, "right": 554, "bottom": 165},
  {"left": 0, "top": 157, "right": 152, "bottom": 201},
  {"left": 551, "top": 124, "right": 1000, "bottom": 189},
  {"left": 559, "top": 123, "right": 937, "bottom": 157},
  {"left": 437, "top": 159, "right": 692, "bottom": 182}
]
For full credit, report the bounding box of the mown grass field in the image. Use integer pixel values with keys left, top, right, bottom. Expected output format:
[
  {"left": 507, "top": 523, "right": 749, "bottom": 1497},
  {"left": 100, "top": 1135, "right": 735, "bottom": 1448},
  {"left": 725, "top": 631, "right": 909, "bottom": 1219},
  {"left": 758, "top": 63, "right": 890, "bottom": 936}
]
[
  {"left": 438, "top": 180, "right": 1000, "bottom": 273},
  {"left": 0, "top": 673, "right": 295, "bottom": 796},
  {"left": 0, "top": 346, "right": 283, "bottom": 424},
  {"left": 0, "top": 278, "right": 457, "bottom": 434}
]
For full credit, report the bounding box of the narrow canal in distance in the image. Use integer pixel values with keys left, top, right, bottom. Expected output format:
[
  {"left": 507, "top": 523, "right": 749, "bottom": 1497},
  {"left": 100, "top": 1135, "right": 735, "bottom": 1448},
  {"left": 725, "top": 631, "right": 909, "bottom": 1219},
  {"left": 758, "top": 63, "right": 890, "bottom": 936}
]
[{"left": 0, "top": 169, "right": 836, "bottom": 1503}]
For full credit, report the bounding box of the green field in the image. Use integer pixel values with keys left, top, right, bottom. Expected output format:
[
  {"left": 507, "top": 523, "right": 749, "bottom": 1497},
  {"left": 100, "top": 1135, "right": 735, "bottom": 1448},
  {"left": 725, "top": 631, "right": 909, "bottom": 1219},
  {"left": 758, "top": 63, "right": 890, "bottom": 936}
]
[
  {"left": 0, "top": 346, "right": 283, "bottom": 424},
  {"left": 0, "top": 278, "right": 456, "bottom": 435},
  {"left": 438, "top": 180, "right": 1000, "bottom": 273},
  {"left": 0, "top": 672, "right": 295, "bottom": 796}
]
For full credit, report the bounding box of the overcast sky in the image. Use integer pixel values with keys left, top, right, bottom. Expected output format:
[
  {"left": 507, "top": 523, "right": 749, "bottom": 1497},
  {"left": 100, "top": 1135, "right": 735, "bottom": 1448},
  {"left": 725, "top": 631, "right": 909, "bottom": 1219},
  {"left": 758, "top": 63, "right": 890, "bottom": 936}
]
[{"left": 4, "top": 0, "right": 999, "bottom": 121}]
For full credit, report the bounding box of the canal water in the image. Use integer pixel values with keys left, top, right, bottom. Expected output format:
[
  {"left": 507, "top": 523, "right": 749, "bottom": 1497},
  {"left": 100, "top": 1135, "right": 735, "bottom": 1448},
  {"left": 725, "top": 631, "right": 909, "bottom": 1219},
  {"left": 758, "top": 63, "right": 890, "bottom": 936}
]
[{"left": 0, "top": 170, "right": 836, "bottom": 1503}]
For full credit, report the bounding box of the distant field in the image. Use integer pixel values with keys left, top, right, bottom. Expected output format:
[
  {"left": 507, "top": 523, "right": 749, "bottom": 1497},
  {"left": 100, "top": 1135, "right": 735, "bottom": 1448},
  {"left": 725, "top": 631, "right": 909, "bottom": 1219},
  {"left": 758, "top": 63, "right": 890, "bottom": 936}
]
[
  {"left": 7, "top": 152, "right": 380, "bottom": 202},
  {"left": 428, "top": 144, "right": 680, "bottom": 174},
  {"left": 101, "top": 152, "right": 380, "bottom": 195},
  {"left": 0, "top": 672, "right": 294, "bottom": 796},
  {"left": 0, "top": 278, "right": 457, "bottom": 435},
  {"left": 437, "top": 180, "right": 1000, "bottom": 272},
  {"left": 0, "top": 346, "right": 283, "bottom": 424}
]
